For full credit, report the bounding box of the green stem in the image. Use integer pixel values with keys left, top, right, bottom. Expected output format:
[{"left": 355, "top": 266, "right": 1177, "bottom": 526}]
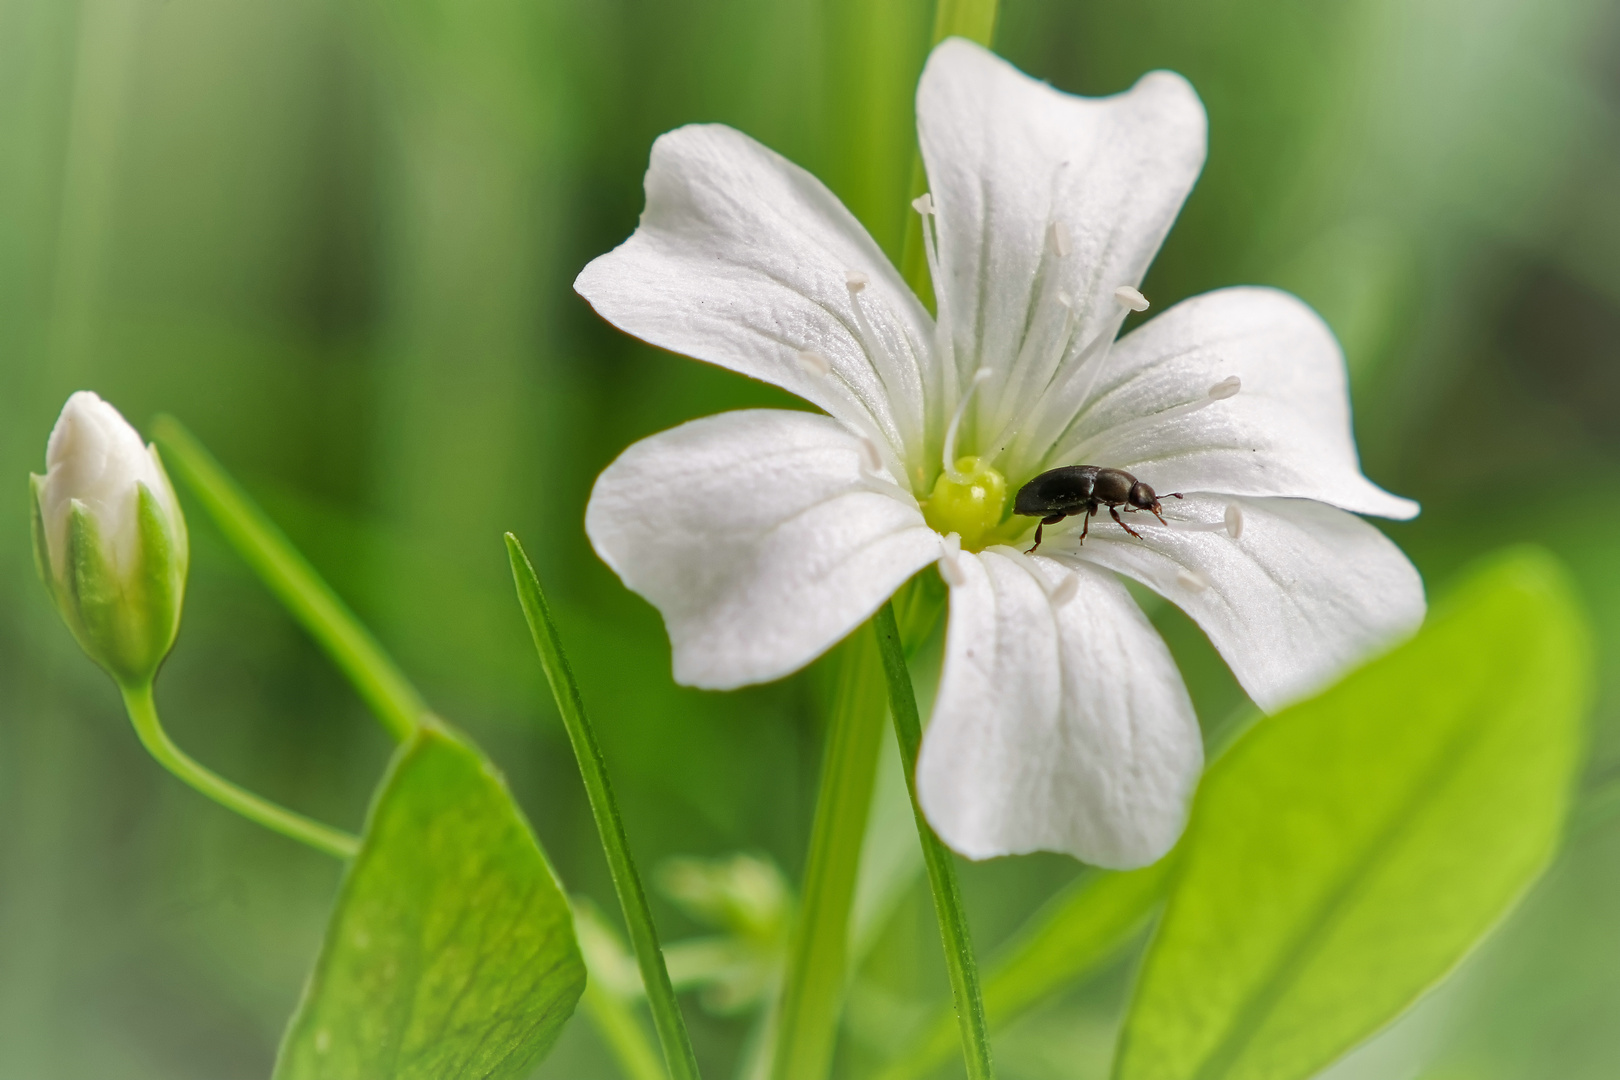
[
  {"left": 505, "top": 534, "right": 702, "bottom": 1080},
  {"left": 771, "top": 623, "right": 889, "bottom": 1080},
  {"left": 120, "top": 681, "right": 359, "bottom": 859},
  {"left": 582, "top": 980, "right": 670, "bottom": 1080},
  {"left": 152, "top": 416, "right": 424, "bottom": 744},
  {"left": 873, "top": 601, "right": 995, "bottom": 1080}
]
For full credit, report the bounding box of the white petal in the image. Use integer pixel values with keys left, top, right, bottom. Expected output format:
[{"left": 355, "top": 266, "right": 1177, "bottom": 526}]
[
  {"left": 918, "top": 548, "right": 1202, "bottom": 868},
  {"left": 575, "top": 124, "right": 936, "bottom": 475},
  {"left": 1062, "top": 495, "right": 1426, "bottom": 711},
  {"left": 916, "top": 38, "right": 1206, "bottom": 432},
  {"left": 1048, "top": 287, "right": 1418, "bottom": 519},
  {"left": 585, "top": 409, "right": 941, "bottom": 690}
]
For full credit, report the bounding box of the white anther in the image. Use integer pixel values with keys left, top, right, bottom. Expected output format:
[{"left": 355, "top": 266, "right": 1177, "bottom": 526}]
[
  {"left": 1055, "top": 290, "right": 1073, "bottom": 309},
  {"left": 844, "top": 270, "right": 869, "bottom": 293},
  {"left": 1176, "top": 568, "right": 1210, "bottom": 592},
  {"left": 1225, "top": 503, "right": 1245, "bottom": 539},
  {"left": 796, "top": 350, "right": 831, "bottom": 377},
  {"left": 912, "top": 193, "right": 934, "bottom": 215},
  {"left": 1114, "top": 285, "right": 1150, "bottom": 312},
  {"left": 857, "top": 437, "right": 883, "bottom": 475},
  {"left": 1050, "top": 574, "right": 1080, "bottom": 607},
  {"left": 1047, "top": 221, "right": 1071, "bottom": 258},
  {"left": 1208, "top": 375, "right": 1242, "bottom": 400}
]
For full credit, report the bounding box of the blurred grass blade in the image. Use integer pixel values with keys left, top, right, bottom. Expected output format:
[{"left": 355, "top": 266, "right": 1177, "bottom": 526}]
[
  {"left": 900, "top": 0, "right": 999, "bottom": 298},
  {"left": 274, "top": 722, "right": 585, "bottom": 1080},
  {"left": 152, "top": 416, "right": 425, "bottom": 742},
  {"left": 931, "top": 0, "right": 997, "bottom": 43},
  {"left": 506, "top": 534, "right": 703, "bottom": 1080},
  {"left": 873, "top": 601, "right": 994, "bottom": 1080},
  {"left": 1114, "top": 547, "right": 1592, "bottom": 1080},
  {"left": 880, "top": 860, "right": 1170, "bottom": 1080}
]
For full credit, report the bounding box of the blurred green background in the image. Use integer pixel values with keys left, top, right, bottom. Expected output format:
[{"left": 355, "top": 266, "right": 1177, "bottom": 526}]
[{"left": 2, "top": 0, "right": 1618, "bottom": 1076}]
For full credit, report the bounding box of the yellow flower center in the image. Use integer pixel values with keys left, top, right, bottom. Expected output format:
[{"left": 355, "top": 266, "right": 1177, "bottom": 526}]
[{"left": 921, "top": 456, "right": 1013, "bottom": 552}]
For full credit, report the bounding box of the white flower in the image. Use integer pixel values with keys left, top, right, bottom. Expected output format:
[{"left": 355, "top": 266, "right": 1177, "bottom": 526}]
[
  {"left": 32, "top": 391, "right": 188, "bottom": 685},
  {"left": 577, "top": 40, "right": 1423, "bottom": 868}
]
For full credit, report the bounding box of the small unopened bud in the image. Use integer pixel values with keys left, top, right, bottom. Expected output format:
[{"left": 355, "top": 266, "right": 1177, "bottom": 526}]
[{"left": 31, "top": 392, "right": 188, "bottom": 686}]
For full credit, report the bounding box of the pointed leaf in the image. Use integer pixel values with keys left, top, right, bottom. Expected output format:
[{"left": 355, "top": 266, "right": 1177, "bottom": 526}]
[
  {"left": 275, "top": 723, "right": 585, "bottom": 1080},
  {"left": 1115, "top": 548, "right": 1591, "bottom": 1080}
]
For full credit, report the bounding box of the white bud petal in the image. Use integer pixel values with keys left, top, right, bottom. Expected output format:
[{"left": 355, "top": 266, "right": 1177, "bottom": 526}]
[
  {"left": 1114, "top": 285, "right": 1150, "bottom": 311},
  {"left": 41, "top": 392, "right": 172, "bottom": 576}
]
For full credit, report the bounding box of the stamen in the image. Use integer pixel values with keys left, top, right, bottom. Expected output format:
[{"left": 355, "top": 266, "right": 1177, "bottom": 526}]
[
  {"left": 1050, "top": 573, "right": 1080, "bottom": 606},
  {"left": 1176, "top": 568, "right": 1210, "bottom": 592},
  {"left": 796, "top": 349, "right": 832, "bottom": 377},
  {"left": 1114, "top": 285, "right": 1150, "bottom": 311},
  {"left": 938, "top": 532, "right": 967, "bottom": 587},
  {"left": 914, "top": 193, "right": 957, "bottom": 390},
  {"left": 845, "top": 269, "right": 869, "bottom": 293},
  {"left": 942, "top": 367, "right": 993, "bottom": 480},
  {"left": 1225, "top": 504, "right": 1244, "bottom": 539},
  {"left": 1208, "top": 375, "right": 1242, "bottom": 400},
  {"left": 1047, "top": 221, "right": 1071, "bottom": 258}
]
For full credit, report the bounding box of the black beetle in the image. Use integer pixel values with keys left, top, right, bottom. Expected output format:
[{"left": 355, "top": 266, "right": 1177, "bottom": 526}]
[{"left": 1014, "top": 466, "right": 1182, "bottom": 553}]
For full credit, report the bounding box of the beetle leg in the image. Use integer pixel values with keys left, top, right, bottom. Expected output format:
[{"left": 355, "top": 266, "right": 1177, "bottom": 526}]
[
  {"left": 1110, "top": 505, "right": 1144, "bottom": 539},
  {"left": 1026, "top": 513, "right": 1067, "bottom": 554}
]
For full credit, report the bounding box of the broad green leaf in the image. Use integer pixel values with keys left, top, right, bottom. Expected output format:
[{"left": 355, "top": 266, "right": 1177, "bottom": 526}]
[
  {"left": 274, "top": 723, "right": 585, "bottom": 1080},
  {"left": 1115, "top": 548, "right": 1591, "bottom": 1080},
  {"left": 880, "top": 860, "right": 1170, "bottom": 1080}
]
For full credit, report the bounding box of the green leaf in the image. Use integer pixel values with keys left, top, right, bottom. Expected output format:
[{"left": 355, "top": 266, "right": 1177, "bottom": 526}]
[
  {"left": 1114, "top": 547, "right": 1592, "bottom": 1080},
  {"left": 274, "top": 723, "right": 585, "bottom": 1080}
]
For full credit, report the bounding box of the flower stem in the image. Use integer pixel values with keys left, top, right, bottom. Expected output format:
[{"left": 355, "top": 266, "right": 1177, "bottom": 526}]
[
  {"left": 771, "top": 623, "right": 889, "bottom": 1080},
  {"left": 873, "top": 600, "right": 995, "bottom": 1080},
  {"left": 120, "top": 681, "right": 360, "bottom": 859},
  {"left": 152, "top": 416, "right": 424, "bottom": 744},
  {"left": 505, "top": 534, "right": 702, "bottom": 1080}
]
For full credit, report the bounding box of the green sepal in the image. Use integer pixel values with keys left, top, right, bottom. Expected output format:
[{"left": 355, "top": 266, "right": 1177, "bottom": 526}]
[{"left": 53, "top": 484, "right": 187, "bottom": 687}]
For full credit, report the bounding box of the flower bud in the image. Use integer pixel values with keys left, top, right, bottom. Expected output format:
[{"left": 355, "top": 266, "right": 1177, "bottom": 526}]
[{"left": 31, "top": 392, "right": 188, "bottom": 686}]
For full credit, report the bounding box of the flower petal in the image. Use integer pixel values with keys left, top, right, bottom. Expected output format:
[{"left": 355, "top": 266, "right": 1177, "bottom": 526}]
[
  {"left": 575, "top": 124, "right": 936, "bottom": 476},
  {"left": 918, "top": 548, "right": 1202, "bottom": 868},
  {"left": 585, "top": 409, "right": 941, "bottom": 690},
  {"left": 916, "top": 38, "right": 1206, "bottom": 432},
  {"left": 1061, "top": 495, "right": 1426, "bottom": 711},
  {"left": 1047, "top": 287, "right": 1418, "bottom": 519}
]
